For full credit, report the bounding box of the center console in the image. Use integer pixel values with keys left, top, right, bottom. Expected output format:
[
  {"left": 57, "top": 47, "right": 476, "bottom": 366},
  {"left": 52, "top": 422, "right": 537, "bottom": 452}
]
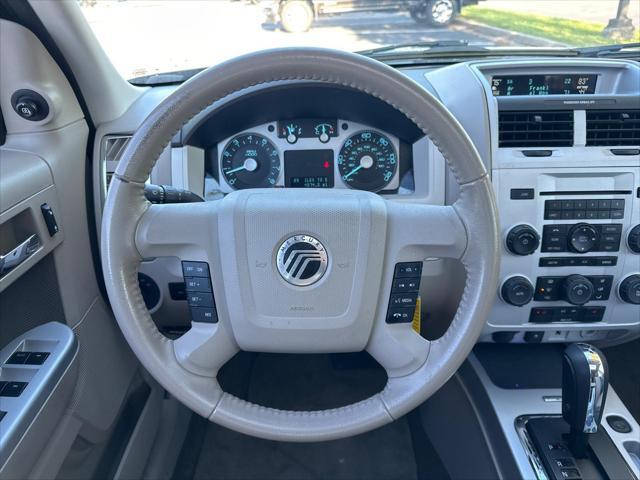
[
  {"left": 464, "top": 344, "right": 640, "bottom": 480},
  {"left": 472, "top": 59, "right": 640, "bottom": 344}
]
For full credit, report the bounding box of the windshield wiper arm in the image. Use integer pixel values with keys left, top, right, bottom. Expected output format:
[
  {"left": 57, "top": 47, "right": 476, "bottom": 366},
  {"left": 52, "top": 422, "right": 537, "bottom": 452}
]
[{"left": 357, "top": 40, "right": 474, "bottom": 57}]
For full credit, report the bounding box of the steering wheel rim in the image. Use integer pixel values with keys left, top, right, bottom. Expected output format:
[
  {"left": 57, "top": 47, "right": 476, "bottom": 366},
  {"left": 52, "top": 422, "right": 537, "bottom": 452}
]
[{"left": 101, "top": 48, "right": 499, "bottom": 442}]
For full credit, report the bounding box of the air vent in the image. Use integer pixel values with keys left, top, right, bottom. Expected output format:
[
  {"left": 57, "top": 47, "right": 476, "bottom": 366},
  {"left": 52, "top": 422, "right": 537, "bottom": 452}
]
[
  {"left": 103, "top": 135, "right": 131, "bottom": 163},
  {"left": 102, "top": 135, "right": 131, "bottom": 190},
  {"left": 499, "top": 111, "right": 574, "bottom": 148},
  {"left": 586, "top": 110, "right": 640, "bottom": 146}
]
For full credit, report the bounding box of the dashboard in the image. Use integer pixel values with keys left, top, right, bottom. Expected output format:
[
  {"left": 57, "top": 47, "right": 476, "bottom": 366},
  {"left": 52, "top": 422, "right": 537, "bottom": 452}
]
[{"left": 94, "top": 57, "right": 640, "bottom": 346}]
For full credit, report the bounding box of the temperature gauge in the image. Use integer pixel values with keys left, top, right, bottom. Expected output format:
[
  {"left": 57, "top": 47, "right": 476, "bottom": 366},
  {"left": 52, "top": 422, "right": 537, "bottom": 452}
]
[{"left": 314, "top": 122, "right": 336, "bottom": 143}]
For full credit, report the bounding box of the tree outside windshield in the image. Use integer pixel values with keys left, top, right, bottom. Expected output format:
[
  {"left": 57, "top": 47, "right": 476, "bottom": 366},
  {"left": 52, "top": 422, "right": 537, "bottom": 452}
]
[{"left": 79, "top": 0, "right": 640, "bottom": 81}]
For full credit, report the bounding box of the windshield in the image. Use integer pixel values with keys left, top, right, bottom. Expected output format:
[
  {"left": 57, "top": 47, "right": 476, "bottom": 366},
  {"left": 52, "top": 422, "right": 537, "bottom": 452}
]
[{"left": 79, "top": 0, "right": 640, "bottom": 81}]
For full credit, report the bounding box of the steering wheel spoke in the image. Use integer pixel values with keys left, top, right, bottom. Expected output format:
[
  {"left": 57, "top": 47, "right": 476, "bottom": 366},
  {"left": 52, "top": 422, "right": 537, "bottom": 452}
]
[
  {"left": 367, "top": 325, "right": 431, "bottom": 378},
  {"left": 385, "top": 202, "right": 468, "bottom": 260},
  {"left": 135, "top": 201, "right": 219, "bottom": 261},
  {"left": 173, "top": 321, "right": 239, "bottom": 377}
]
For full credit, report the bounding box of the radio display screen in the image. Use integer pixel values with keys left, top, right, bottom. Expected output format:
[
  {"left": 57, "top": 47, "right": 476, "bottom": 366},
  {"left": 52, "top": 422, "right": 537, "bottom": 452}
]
[
  {"left": 491, "top": 74, "right": 597, "bottom": 96},
  {"left": 284, "top": 149, "right": 334, "bottom": 188}
]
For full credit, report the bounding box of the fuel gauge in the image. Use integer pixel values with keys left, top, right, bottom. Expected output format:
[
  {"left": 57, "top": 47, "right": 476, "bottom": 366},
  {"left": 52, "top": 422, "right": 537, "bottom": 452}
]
[{"left": 280, "top": 122, "right": 302, "bottom": 144}]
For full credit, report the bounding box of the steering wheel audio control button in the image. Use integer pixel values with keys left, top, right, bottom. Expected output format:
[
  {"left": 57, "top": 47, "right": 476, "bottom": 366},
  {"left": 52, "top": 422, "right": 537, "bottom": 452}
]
[
  {"left": 387, "top": 262, "right": 422, "bottom": 324},
  {"left": 387, "top": 307, "right": 415, "bottom": 324},
  {"left": 394, "top": 262, "right": 423, "bottom": 278},
  {"left": 389, "top": 293, "right": 418, "bottom": 308},
  {"left": 392, "top": 278, "right": 420, "bottom": 293}
]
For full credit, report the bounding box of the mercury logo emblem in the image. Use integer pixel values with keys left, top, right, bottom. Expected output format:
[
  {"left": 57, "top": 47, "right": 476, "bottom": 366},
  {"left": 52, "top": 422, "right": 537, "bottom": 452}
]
[{"left": 276, "top": 235, "right": 328, "bottom": 286}]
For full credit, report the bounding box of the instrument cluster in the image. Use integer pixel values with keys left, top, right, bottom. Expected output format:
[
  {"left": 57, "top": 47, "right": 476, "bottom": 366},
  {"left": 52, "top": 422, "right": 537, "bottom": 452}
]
[{"left": 213, "top": 119, "right": 402, "bottom": 193}]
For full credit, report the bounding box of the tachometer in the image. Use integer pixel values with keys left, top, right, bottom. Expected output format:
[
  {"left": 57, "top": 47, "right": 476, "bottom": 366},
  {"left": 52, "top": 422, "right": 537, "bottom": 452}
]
[
  {"left": 338, "top": 131, "right": 397, "bottom": 192},
  {"left": 221, "top": 133, "right": 280, "bottom": 189}
]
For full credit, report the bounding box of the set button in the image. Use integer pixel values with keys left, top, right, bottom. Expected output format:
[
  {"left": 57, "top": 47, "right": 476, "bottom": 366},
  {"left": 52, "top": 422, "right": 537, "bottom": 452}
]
[{"left": 184, "top": 277, "right": 212, "bottom": 293}]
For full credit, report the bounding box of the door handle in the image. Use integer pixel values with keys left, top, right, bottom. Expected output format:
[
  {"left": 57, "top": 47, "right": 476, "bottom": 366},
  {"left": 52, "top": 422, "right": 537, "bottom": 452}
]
[{"left": 0, "top": 234, "right": 41, "bottom": 277}]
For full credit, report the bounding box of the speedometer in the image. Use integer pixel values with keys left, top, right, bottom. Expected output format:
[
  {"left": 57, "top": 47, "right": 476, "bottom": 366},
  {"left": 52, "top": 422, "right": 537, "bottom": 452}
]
[
  {"left": 337, "top": 131, "right": 397, "bottom": 192},
  {"left": 221, "top": 133, "right": 280, "bottom": 189}
]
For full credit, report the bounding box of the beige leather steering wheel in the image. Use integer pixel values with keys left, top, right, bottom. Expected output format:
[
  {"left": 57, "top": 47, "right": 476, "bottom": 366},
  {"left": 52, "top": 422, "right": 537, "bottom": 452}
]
[{"left": 101, "top": 48, "right": 499, "bottom": 442}]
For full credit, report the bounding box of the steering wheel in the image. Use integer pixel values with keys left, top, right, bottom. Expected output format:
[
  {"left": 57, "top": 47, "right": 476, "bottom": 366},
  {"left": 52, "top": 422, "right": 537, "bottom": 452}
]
[{"left": 101, "top": 48, "right": 499, "bottom": 442}]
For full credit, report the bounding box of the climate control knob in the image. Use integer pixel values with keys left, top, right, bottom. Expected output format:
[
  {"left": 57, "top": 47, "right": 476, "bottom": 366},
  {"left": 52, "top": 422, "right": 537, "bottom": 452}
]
[
  {"left": 568, "top": 223, "right": 599, "bottom": 253},
  {"left": 562, "top": 275, "right": 594, "bottom": 305},
  {"left": 506, "top": 225, "right": 540, "bottom": 256},
  {"left": 501, "top": 276, "right": 534, "bottom": 307},
  {"left": 627, "top": 225, "right": 640, "bottom": 254},
  {"left": 619, "top": 275, "right": 640, "bottom": 305}
]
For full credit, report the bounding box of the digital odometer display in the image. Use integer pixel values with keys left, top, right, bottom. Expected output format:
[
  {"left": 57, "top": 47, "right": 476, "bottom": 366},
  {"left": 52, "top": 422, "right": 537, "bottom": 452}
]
[
  {"left": 284, "top": 149, "right": 334, "bottom": 188},
  {"left": 491, "top": 74, "right": 597, "bottom": 96}
]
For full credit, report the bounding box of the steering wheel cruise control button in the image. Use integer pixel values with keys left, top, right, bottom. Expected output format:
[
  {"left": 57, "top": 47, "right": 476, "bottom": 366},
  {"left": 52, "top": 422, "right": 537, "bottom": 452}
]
[
  {"left": 184, "top": 277, "right": 212, "bottom": 293},
  {"left": 190, "top": 307, "right": 218, "bottom": 324},
  {"left": 182, "top": 261, "right": 210, "bottom": 277},
  {"left": 187, "top": 292, "right": 214, "bottom": 308},
  {"left": 182, "top": 261, "right": 218, "bottom": 323}
]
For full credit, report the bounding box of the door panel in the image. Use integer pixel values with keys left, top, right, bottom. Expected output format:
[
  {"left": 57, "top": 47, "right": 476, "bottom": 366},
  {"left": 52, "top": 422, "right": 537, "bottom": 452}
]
[{"left": 0, "top": 18, "right": 138, "bottom": 479}]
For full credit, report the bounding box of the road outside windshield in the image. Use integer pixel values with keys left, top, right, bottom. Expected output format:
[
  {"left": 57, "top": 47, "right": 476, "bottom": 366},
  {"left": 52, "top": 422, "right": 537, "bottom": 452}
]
[{"left": 79, "top": 0, "right": 640, "bottom": 81}]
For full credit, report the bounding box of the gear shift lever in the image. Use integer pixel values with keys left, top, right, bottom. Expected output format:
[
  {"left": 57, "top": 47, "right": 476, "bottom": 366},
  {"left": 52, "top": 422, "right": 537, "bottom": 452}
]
[{"left": 562, "top": 343, "right": 609, "bottom": 458}]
